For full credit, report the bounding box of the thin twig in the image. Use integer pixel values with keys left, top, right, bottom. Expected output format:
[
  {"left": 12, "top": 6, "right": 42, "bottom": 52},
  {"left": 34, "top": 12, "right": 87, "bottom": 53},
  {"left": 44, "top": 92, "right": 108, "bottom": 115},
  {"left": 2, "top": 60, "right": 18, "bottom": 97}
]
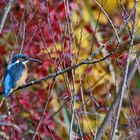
[
  {"left": 94, "top": 0, "right": 120, "bottom": 44},
  {"left": 127, "top": 49, "right": 140, "bottom": 83},
  {"left": 32, "top": 79, "right": 56, "bottom": 140},
  {"left": 63, "top": 0, "right": 81, "bottom": 139},
  {"left": 0, "top": 122, "right": 21, "bottom": 132},
  {"left": 0, "top": 44, "right": 116, "bottom": 96},
  {"left": 0, "top": 36, "right": 140, "bottom": 96},
  {"left": 95, "top": 1, "right": 139, "bottom": 139},
  {"left": 111, "top": 9, "right": 136, "bottom": 140},
  {"left": 0, "top": 0, "right": 14, "bottom": 34}
]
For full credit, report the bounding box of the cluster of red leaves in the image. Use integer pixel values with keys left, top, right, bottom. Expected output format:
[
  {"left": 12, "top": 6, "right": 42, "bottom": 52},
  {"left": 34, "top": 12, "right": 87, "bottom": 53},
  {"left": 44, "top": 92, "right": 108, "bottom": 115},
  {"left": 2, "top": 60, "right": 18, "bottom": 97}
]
[
  {"left": 0, "top": 0, "right": 136, "bottom": 139},
  {"left": 0, "top": 0, "right": 74, "bottom": 139}
]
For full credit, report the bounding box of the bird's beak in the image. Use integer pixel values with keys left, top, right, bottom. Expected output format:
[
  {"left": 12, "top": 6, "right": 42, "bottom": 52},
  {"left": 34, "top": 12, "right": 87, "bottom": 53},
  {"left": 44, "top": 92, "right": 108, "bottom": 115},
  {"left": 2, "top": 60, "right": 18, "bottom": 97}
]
[{"left": 28, "top": 58, "right": 42, "bottom": 63}]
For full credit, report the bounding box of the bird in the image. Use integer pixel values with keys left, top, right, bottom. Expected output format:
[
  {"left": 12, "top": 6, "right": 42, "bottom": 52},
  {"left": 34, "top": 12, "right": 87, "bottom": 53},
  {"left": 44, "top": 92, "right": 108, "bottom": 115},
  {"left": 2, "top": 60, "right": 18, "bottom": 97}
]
[{"left": 3, "top": 54, "right": 42, "bottom": 97}]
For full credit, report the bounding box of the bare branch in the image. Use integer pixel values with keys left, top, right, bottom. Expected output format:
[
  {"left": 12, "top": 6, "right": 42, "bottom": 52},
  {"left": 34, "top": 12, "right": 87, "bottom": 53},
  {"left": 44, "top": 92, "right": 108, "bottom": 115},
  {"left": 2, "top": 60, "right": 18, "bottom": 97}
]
[
  {"left": 0, "top": 0, "right": 14, "bottom": 34},
  {"left": 94, "top": 1, "right": 139, "bottom": 139},
  {"left": 32, "top": 80, "right": 55, "bottom": 140},
  {"left": 94, "top": 0, "right": 120, "bottom": 43},
  {"left": 0, "top": 36, "right": 140, "bottom": 96},
  {"left": 0, "top": 122, "right": 21, "bottom": 132},
  {"left": 111, "top": 8, "right": 136, "bottom": 140},
  {"left": 127, "top": 49, "right": 140, "bottom": 83}
]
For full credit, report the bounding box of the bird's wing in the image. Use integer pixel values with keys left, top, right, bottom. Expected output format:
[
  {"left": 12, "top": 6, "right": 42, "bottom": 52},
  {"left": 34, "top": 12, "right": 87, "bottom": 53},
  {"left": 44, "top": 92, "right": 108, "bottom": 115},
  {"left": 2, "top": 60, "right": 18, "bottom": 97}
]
[
  {"left": 4, "top": 63, "right": 23, "bottom": 97},
  {"left": 4, "top": 72, "right": 12, "bottom": 97}
]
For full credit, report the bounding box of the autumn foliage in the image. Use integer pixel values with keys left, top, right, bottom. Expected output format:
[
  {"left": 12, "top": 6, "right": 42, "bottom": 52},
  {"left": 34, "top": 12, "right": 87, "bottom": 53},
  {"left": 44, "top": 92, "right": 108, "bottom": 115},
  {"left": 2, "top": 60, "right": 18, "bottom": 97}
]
[{"left": 0, "top": 0, "right": 140, "bottom": 140}]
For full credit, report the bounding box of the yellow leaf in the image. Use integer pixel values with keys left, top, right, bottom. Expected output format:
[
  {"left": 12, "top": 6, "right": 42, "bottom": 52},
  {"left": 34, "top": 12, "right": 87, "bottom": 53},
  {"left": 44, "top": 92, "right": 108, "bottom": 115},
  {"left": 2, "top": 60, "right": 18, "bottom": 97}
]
[{"left": 97, "top": 0, "right": 126, "bottom": 14}]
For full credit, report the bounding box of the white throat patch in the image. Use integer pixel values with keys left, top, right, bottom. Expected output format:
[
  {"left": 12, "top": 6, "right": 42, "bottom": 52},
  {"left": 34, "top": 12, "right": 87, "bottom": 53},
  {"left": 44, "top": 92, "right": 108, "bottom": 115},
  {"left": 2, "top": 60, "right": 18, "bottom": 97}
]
[
  {"left": 15, "top": 60, "right": 20, "bottom": 63},
  {"left": 23, "top": 60, "right": 29, "bottom": 64}
]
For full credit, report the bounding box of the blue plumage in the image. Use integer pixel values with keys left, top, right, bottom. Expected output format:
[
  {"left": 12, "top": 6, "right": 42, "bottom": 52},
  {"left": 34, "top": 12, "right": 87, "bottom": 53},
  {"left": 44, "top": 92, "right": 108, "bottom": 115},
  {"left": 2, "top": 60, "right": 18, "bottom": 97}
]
[
  {"left": 4, "top": 62, "right": 24, "bottom": 97},
  {"left": 3, "top": 54, "right": 41, "bottom": 97},
  {"left": 4, "top": 73, "right": 12, "bottom": 97},
  {"left": 11, "top": 54, "right": 28, "bottom": 63}
]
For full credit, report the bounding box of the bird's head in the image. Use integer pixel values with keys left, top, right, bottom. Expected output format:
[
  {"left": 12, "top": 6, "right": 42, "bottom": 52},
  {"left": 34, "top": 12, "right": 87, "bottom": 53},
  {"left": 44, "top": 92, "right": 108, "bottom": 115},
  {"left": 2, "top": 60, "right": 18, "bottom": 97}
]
[{"left": 11, "top": 54, "right": 42, "bottom": 64}]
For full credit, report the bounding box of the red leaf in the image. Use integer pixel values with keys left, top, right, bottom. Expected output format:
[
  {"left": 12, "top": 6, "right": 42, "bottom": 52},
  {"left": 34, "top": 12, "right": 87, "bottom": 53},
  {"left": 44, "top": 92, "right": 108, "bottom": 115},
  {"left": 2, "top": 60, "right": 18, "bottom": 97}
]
[
  {"left": 0, "top": 46, "right": 6, "bottom": 55},
  {"left": 85, "top": 25, "right": 93, "bottom": 33}
]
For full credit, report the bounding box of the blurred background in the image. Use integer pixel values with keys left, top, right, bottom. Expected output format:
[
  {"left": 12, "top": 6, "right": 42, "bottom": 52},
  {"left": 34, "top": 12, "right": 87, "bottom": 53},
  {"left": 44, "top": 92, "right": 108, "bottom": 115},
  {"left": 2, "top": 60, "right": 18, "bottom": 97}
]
[{"left": 0, "top": 0, "right": 140, "bottom": 139}]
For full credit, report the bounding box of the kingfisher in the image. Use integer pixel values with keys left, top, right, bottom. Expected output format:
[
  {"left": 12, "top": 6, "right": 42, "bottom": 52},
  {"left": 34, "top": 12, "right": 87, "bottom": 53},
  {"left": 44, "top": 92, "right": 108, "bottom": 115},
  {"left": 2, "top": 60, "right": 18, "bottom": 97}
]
[{"left": 4, "top": 54, "right": 41, "bottom": 97}]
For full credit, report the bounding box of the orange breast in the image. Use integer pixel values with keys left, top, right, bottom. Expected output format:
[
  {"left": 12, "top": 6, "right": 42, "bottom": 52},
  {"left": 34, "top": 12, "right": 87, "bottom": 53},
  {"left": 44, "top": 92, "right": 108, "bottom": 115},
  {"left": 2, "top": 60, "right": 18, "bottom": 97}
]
[{"left": 15, "top": 64, "right": 28, "bottom": 89}]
